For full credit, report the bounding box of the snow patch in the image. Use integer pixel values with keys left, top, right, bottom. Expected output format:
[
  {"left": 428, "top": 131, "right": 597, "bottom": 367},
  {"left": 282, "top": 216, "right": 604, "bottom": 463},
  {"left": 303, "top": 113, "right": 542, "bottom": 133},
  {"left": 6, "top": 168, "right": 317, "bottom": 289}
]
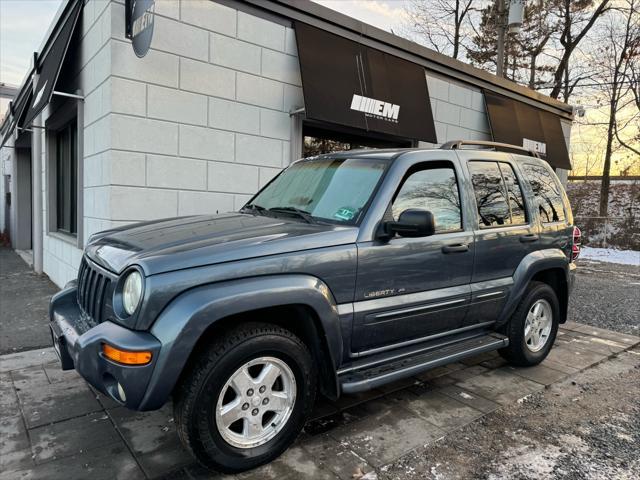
[{"left": 580, "top": 247, "right": 640, "bottom": 266}]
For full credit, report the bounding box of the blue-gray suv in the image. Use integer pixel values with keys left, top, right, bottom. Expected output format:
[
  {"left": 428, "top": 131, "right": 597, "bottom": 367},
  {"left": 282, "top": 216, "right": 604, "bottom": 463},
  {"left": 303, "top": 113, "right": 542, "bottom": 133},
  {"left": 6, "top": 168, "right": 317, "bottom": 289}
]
[{"left": 50, "top": 141, "right": 579, "bottom": 472}]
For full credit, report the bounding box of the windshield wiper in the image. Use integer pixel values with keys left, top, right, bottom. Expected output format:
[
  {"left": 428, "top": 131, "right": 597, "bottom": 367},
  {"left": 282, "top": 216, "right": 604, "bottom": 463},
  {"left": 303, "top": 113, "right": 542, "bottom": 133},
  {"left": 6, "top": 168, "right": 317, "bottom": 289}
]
[
  {"left": 241, "top": 203, "right": 268, "bottom": 216},
  {"left": 268, "top": 206, "right": 316, "bottom": 224}
]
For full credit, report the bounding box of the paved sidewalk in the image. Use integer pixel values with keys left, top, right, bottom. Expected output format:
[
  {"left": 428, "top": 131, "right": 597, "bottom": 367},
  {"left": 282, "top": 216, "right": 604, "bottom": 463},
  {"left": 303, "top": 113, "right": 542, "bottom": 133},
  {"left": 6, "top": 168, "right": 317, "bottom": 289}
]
[
  {"left": 1, "top": 322, "right": 638, "bottom": 480},
  {"left": 0, "top": 247, "right": 59, "bottom": 354}
]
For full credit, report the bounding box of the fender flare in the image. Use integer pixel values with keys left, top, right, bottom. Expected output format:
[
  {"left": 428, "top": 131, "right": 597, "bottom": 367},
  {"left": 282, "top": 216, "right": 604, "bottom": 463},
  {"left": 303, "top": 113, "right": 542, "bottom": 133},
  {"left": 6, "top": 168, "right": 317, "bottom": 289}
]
[
  {"left": 497, "top": 248, "right": 570, "bottom": 326},
  {"left": 138, "top": 274, "right": 342, "bottom": 410}
]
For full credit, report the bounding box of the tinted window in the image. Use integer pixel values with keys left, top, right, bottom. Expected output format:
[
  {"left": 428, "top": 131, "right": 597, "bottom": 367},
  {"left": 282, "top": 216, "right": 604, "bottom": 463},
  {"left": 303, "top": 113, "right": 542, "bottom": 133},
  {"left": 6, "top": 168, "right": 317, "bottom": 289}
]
[
  {"left": 499, "top": 162, "right": 527, "bottom": 225},
  {"left": 523, "top": 164, "right": 566, "bottom": 223},
  {"left": 392, "top": 166, "right": 461, "bottom": 233},
  {"left": 469, "top": 161, "right": 510, "bottom": 228}
]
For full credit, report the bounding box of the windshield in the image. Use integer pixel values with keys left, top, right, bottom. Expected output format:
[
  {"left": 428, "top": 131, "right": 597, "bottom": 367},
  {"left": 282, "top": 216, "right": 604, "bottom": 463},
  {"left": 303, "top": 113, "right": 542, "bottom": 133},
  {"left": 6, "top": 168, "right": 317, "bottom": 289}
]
[{"left": 245, "top": 157, "right": 388, "bottom": 224}]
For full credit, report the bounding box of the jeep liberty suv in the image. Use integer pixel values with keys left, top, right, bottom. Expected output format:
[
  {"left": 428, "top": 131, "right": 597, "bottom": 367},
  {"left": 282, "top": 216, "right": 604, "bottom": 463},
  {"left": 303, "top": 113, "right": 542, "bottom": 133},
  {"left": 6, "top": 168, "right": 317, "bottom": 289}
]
[{"left": 50, "top": 140, "right": 578, "bottom": 473}]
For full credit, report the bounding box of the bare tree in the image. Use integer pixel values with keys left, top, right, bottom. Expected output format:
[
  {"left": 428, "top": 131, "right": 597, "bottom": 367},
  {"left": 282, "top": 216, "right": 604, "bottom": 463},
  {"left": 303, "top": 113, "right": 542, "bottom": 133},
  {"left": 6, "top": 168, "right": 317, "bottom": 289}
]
[
  {"left": 514, "top": 1, "right": 559, "bottom": 89},
  {"left": 403, "top": 0, "right": 476, "bottom": 59},
  {"left": 630, "top": 58, "right": 640, "bottom": 111},
  {"left": 548, "top": 0, "right": 611, "bottom": 102},
  {"left": 589, "top": 0, "right": 640, "bottom": 216},
  {"left": 620, "top": 40, "right": 640, "bottom": 153}
]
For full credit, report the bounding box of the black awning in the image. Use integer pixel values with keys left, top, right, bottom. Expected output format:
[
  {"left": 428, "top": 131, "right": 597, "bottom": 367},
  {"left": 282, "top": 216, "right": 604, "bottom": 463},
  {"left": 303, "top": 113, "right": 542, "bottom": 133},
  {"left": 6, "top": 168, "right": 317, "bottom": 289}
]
[
  {"left": 22, "top": 0, "right": 82, "bottom": 127},
  {"left": 484, "top": 90, "right": 571, "bottom": 169},
  {"left": 0, "top": 115, "right": 12, "bottom": 147},
  {"left": 294, "top": 22, "right": 437, "bottom": 143},
  {"left": 1, "top": 81, "right": 33, "bottom": 147}
]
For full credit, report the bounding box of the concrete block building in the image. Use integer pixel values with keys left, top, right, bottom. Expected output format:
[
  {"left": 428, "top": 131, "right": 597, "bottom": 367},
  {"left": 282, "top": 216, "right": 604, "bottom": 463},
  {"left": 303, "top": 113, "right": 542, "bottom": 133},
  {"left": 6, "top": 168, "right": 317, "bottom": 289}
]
[{"left": 0, "top": 0, "right": 574, "bottom": 288}]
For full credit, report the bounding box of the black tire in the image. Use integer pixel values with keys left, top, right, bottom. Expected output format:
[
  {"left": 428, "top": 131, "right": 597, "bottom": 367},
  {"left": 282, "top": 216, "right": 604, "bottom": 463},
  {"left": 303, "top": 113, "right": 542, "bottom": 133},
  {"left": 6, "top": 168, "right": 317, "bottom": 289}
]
[
  {"left": 174, "top": 323, "right": 316, "bottom": 473},
  {"left": 499, "top": 281, "right": 560, "bottom": 366}
]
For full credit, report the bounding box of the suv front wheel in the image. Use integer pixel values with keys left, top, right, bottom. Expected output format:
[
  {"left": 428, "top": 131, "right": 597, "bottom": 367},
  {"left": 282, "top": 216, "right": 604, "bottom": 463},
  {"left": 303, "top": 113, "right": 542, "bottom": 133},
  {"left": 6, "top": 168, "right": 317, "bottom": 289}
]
[
  {"left": 174, "top": 323, "right": 316, "bottom": 473},
  {"left": 499, "top": 281, "right": 560, "bottom": 366}
]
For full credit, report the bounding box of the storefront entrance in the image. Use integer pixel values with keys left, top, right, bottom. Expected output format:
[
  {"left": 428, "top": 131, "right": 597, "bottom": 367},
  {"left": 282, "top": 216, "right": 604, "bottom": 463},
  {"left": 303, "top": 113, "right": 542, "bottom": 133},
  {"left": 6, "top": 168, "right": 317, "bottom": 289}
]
[{"left": 303, "top": 124, "right": 414, "bottom": 157}]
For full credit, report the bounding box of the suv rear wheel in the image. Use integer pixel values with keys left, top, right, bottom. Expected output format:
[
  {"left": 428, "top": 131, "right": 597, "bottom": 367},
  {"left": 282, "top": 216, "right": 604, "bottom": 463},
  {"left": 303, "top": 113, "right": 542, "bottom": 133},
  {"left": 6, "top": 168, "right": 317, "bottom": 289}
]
[
  {"left": 174, "top": 323, "right": 316, "bottom": 473},
  {"left": 499, "top": 281, "right": 560, "bottom": 366}
]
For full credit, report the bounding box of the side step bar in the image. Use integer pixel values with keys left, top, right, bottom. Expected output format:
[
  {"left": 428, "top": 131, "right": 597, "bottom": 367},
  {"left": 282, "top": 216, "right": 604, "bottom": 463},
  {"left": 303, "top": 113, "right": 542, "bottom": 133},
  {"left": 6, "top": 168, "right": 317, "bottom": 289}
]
[{"left": 339, "top": 333, "right": 508, "bottom": 394}]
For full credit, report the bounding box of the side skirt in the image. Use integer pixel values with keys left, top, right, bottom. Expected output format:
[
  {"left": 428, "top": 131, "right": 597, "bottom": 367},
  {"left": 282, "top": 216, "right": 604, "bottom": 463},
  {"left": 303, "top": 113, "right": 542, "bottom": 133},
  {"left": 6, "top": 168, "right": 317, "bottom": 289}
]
[{"left": 338, "top": 332, "right": 508, "bottom": 394}]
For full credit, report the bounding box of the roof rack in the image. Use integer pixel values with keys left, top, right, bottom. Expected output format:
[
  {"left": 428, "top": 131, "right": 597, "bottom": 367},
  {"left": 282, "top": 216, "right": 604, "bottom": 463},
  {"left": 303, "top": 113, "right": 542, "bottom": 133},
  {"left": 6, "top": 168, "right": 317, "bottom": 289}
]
[{"left": 440, "top": 140, "right": 541, "bottom": 158}]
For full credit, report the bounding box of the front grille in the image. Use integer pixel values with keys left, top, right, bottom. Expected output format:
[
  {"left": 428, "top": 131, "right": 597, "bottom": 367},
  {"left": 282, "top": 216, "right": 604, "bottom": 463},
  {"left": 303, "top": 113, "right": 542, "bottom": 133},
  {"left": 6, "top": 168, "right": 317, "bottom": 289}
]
[{"left": 77, "top": 257, "right": 112, "bottom": 323}]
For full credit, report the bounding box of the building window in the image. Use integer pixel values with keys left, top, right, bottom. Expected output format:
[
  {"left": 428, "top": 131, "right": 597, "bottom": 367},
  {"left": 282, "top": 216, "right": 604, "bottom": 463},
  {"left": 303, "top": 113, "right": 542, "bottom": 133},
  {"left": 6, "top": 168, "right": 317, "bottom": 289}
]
[
  {"left": 55, "top": 120, "right": 77, "bottom": 235},
  {"left": 302, "top": 124, "right": 413, "bottom": 157}
]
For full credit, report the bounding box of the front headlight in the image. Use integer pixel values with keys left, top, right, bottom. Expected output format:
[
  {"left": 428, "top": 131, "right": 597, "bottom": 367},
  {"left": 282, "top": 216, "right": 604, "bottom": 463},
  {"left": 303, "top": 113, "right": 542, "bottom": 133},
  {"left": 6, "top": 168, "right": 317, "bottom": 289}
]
[{"left": 122, "top": 271, "right": 143, "bottom": 315}]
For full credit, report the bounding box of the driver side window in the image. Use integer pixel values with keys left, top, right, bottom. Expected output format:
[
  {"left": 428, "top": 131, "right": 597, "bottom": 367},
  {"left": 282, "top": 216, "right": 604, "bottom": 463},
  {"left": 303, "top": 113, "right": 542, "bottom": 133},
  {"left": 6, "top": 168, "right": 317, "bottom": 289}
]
[{"left": 392, "top": 164, "right": 462, "bottom": 233}]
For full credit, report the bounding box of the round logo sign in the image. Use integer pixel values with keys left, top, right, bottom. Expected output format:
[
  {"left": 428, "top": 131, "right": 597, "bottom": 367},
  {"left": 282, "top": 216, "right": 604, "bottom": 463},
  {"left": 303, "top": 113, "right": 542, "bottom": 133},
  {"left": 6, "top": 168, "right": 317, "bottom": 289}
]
[{"left": 130, "top": 0, "right": 155, "bottom": 58}]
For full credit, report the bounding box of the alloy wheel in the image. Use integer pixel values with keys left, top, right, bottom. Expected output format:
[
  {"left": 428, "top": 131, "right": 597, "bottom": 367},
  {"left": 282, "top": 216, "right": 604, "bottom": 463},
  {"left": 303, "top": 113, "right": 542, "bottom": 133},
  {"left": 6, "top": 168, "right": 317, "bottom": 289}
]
[
  {"left": 524, "top": 299, "right": 553, "bottom": 352},
  {"left": 215, "top": 356, "right": 297, "bottom": 449}
]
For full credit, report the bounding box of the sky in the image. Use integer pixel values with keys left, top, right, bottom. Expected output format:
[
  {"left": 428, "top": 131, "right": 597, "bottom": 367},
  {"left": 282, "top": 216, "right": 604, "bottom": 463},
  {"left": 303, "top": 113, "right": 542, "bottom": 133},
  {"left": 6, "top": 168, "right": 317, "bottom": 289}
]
[
  {"left": 0, "top": 0, "right": 63, "bottom": 117},
  {"left": 313, "top": 0, "right": 410, "bottom": 33}
]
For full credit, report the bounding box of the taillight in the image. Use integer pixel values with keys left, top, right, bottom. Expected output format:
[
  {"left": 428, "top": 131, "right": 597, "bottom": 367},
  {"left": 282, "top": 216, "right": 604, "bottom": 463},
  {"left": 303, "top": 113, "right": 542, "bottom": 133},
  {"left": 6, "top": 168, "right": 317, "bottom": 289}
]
[{"left": 571, "top": 226, "right": 581, "bottom": 261}]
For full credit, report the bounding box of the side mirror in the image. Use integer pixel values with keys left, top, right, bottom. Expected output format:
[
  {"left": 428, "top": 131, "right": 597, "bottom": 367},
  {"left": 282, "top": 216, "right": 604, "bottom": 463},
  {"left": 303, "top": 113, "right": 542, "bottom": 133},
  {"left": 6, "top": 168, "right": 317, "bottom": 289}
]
[{"left": 384, "top": 209, "right": 436, "bottom": 238}]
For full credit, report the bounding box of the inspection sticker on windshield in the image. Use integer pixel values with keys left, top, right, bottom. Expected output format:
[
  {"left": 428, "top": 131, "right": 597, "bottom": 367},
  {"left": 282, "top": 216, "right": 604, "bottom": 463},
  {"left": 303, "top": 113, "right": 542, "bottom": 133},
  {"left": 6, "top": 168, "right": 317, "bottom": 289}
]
[{"left": 334, "top": 207, "right": 355, "bottom": 221}]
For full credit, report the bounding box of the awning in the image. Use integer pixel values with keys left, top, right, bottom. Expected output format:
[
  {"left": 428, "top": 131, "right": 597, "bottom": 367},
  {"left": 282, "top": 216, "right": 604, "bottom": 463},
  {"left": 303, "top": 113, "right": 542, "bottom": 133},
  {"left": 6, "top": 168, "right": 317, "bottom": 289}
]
[
  {"left": 0, "top": 80, "right": 33, "bottom": 148},
  {"left": 294, "top": 22, "right": 437, "bottom": 143},
  {"left": 22, "top": 0, "right": 83, "bottom": 127},
  {"left": 484, "top": 90, "right": 571, "bottom": 169},
  {"left": 0, "top": 115, "right": 12, "bottom": 147}
]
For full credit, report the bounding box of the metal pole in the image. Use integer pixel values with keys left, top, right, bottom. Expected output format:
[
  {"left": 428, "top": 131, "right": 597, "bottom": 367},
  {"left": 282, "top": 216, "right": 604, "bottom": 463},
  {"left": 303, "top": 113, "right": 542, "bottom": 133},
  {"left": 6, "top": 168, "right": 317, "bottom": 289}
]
[
  {"left": 32, "top": 112, "right": 43, "bottom": 274},
  {"left": 52, "top": 90, "right": 85, "bottom": 101},
  {"left": 496, "top": 0, "right": 506, "bottom": 78}
]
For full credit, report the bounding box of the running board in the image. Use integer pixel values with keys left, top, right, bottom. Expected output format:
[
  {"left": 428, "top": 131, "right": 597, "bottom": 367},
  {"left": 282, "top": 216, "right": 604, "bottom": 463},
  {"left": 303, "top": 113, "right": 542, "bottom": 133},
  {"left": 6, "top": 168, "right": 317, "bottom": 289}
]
[{"left": 339, "top": 333, "right": 508, "bottom": 394}]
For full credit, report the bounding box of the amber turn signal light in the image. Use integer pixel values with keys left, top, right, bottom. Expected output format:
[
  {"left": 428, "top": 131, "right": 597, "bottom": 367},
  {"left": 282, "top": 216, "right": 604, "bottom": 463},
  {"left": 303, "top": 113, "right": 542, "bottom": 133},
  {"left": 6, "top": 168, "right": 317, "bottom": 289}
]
[{"left": 102, "top": 343, "right": 152, "bottom": 365}]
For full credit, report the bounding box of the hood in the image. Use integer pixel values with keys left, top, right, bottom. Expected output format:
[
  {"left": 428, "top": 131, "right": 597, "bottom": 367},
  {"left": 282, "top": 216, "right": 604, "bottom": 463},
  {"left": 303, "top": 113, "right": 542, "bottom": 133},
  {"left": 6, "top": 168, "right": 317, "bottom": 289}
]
[{"left": 85, "top": 213, "right": 359, "bottom": 275}]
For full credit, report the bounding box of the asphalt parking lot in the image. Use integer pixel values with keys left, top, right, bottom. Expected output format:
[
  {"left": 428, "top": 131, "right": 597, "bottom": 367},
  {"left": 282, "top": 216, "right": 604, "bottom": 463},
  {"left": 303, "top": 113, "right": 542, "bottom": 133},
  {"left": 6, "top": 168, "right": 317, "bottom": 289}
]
[
  {"left": 0, "top": 249, "right": 638, "bottom": 479},
  {"left": 568, "top": 259, "right": 640, "bottom": 336}
]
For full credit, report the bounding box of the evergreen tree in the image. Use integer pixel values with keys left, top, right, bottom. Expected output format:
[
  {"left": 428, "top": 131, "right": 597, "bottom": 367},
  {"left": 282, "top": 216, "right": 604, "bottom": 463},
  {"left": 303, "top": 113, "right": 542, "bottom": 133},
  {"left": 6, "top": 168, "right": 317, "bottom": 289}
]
[{"left": 467, "top": 1, "right": 558, "bottom": 87}]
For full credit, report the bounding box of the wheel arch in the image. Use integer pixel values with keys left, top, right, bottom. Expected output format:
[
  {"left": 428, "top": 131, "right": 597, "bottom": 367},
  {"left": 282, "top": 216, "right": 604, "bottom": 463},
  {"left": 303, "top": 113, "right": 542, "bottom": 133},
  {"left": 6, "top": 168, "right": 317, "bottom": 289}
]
[
  {"left": 179, "top": 304, "right": 339, "bottom": 401},
  {"left": 530, "top": 268, "right": 569, "bottom": 324},
  {"left": 498, "top": 249, "right": 570, "bottom": 327},
  {"left": 138, "top": 275, "right": 342, "bottom": 410}
]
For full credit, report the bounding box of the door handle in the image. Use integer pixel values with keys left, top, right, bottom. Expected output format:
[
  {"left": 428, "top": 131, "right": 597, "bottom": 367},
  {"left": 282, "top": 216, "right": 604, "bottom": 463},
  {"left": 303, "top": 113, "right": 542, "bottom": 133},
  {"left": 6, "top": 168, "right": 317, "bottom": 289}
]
[
  {"left": 519, "top": 234, "right": 539, "bottom": 243},
  {"left": 442, "top": 243, "right": 469, "bottom": 253}
]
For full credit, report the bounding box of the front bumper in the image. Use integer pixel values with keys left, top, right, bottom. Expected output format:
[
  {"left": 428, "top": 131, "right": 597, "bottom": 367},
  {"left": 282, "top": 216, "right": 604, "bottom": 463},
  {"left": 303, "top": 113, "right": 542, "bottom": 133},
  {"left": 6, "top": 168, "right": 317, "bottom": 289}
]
[{"left": 49, "top": 282, "right": 162, "bottom": 410}]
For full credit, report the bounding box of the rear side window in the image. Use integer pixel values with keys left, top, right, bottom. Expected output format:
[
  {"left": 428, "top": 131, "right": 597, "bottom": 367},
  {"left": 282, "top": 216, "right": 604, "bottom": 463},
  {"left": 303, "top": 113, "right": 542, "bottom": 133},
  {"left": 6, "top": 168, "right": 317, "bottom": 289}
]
[
  {"left": 468, "top": 161, "right": 510, "bottom": 228},
  {"left": 523, "top": 164, "right": 566, "bottom": 223},
  {"left": 392, "top": 165, "right": 462, "bottom": 233},
  {"left": 499, "top": 163, "right": 527, "bottom": 225}
]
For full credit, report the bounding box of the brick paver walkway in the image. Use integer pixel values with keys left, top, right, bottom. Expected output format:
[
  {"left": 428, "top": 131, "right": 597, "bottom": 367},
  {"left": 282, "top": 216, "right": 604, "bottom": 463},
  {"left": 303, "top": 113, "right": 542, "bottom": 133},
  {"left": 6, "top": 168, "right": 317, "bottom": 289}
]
[{"left": 1, "top": 322, "right": 638, "bottom": 480}]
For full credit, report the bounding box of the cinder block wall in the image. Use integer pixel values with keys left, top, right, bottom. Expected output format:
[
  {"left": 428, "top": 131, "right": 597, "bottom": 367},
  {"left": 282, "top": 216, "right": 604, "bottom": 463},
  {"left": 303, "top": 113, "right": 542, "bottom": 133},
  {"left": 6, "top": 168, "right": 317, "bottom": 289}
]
[
  {"left": 104, "top": 0, "right": 301, "bottom": 225},
  {"left": 103, "top": 0, "right": 496, "bottom": 227},
  {"left": 42, "top": 0, "right": 114, "bottom": 287},
  {"left": 421, "top": 72, "right": 491, "bottom": 147}
]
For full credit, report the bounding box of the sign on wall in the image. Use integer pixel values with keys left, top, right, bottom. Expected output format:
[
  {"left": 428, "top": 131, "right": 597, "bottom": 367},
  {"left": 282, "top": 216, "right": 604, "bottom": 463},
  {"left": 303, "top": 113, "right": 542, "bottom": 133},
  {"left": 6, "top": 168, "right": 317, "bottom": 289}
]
[
  {"left": 294, "top": 22, "right": 437, "bottom": 143},
  {"left": 125, "top": 0, "right": 155, "bottom": 58}
]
